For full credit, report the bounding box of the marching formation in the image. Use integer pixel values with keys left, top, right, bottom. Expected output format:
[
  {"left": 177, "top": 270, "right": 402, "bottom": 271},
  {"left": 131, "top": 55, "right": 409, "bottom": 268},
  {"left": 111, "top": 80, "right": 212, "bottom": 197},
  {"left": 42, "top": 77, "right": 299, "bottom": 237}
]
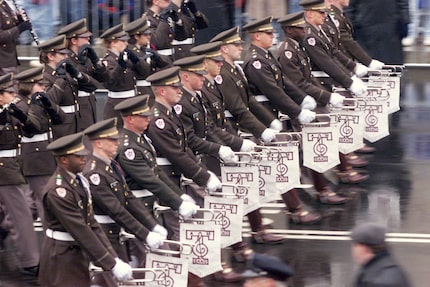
[{"left": 0, "top": 0, "right": 404, "bottom": 286}]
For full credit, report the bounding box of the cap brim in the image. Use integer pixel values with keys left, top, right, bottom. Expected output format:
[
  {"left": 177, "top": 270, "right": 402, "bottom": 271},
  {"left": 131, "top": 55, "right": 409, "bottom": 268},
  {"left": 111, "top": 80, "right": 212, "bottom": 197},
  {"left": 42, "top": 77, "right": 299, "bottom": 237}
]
[
  {"left": 117, "top": 35, "right": 130, "bottom": 41},
  {"left": 193, "top": 70, "right": 207, "bottom": 75},
  {"left": 107, "top": 134, "right": 121, "bottom": 140},
  {"left": 171, "top": 82, "right": 183, "bottom": 87},
  {"left": 79, "top": 31, "right": 92, "bottom": 38},
  {"left": 210, "top": 55, "right": 225, "bottom": 62},
  {"left": 37, "top": 79, "right": 51, "bottom": 85},
  {"left": 73, "top": 148, "right": 90, "bottom": 156},
  {"left": 137, "top": 111, "right": 153, "bottom": 117},
  {"left": 56, "top": 48, "right": 70, "bottom": 54},
  {"left": 3, "top": 86, "right": 16, "bottom": 93}
]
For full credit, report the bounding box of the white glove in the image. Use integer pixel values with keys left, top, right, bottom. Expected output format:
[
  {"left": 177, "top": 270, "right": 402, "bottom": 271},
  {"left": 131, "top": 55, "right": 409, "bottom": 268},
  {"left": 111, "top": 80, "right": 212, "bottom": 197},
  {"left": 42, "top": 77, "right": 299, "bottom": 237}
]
[
  {"left": 368, "top": 59, "right": 385, "bottom": 70},
  {"left": 145, "top": 231, "right": 165, "bottom": 249},
  {"left": 152, "top": 224, "right": 168, "bottom": 239},
  {"left": 218, "top": 145, "right": 235, "bottom": 162},
  {"left": 112, "top": 258, "right": 133, "bottom": 281},
  {"left": 260, "top": 128, "right": 278, "bottom": 144},
  {"left": 178, "top": 201, "right": 199, "bottom": 219},
  {"left": 300, "top": 95, "right": 317, "bottom": 110},
  {"left": 206, "top": 172, "right": 222, "bottom": 192},
  {"left": 240, "top": 139, "right": 256, "bottom": 152},
  {"left": 329, "top": 92, "right": 345, "bottom": 108},
  {"left": 354, "top": 63, "right": 369, "bottom": 77},
  {"left": 180, "top": 193, "right": 196, "bottom": 204},
  {"left": 297, "top": 109, "right": 315, "bottom": 124},
  {"left": 349, "top": 76, "right": 367, "bottom": 97},
  {"left": 269, "top": 119, "right": 283, "bottom": 132}
]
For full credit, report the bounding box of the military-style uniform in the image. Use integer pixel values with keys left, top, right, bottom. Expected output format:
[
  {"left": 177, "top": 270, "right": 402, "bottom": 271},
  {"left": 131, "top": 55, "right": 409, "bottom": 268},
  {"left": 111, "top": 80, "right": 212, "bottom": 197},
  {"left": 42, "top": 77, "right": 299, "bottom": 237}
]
[
  {"left": 0, "top": 74, "right": 40, "bottom": 272},
  {"left": 57, "top": 19, "right": 110, "bottom": 131},
  {"left": 0, "top": 0, "right": 20, "bottom": 73},
  {"left": 302, "top": 23, "right": 356, "bottom": 89},
  {"left": 278, "top": 37, "right": 331, "bottom": 105},
  {"left": 170, "top": 1, "right": 208, "bottom": 59},
  {"left": 116, "top": 128, "right": 184, "bottom": 210},
  {"left": 217, "top": 61, "right": 274, "bottom": 136},
  {"left": 147, "top": 101, "right": 210, "bottom": 187},
  {"left": 124, "top": 16, "right": 171, "bottom": 104},
  {"left": 243, "top": 44, "right": 303, "bottom": 119},
  {"left": 328, "top": 5, "right": 372, "bottom": 66},
  {"left": 40, "top": 133, "right": 118, "bottom": 287},
  {"left": 84, "top": 154, "right": 157, "bottom": 261}
]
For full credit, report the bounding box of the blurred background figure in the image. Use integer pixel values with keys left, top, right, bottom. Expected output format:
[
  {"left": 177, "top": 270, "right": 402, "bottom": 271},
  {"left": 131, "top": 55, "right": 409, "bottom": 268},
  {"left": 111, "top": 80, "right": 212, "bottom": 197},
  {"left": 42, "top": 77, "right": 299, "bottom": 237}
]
[{"left": 346, "top": 0, "right": 410, "bottom": 65}]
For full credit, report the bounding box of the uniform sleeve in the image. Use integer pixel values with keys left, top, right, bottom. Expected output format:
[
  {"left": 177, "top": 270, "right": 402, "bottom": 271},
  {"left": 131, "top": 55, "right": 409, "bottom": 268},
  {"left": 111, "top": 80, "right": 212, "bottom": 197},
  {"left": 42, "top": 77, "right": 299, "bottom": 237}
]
[
  {"left": 338, "top": 16, "right": 372, "bottom": 66},
  {"left": 279, "top": 48, "right": 331, "bottom": 105},
  {"left": 245, "top": 59, "right": 302, "bottom": 119},
  {"left": 103, "top": 55, "right": 129, "bottom": 89},
  {"left": 118, "top": 147, "right": 183, "bottom": 210},
  {"left": 303, "top": 36, "right": 353, "bottom": 88},
  {"left": 0, "top": 26, "right": 19, "bottom": 44},
  {"left": 217, "top": 74, "right": 268, "bottom": 137},
  {"left": 87, "top": 172, "right": 153, "bottom": 241},
  {"left": 44, "top": 188, "right": 117, "bottom": 270},
  {"left": 147, "top": 120, "right": 210, "bottom": 186}
]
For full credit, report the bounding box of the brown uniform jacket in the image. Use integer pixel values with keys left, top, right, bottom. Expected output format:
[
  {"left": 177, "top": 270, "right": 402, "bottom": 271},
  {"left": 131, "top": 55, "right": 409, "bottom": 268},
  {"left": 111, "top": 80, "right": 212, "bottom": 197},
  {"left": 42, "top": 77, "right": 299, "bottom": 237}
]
[
  {"left": 102, "top": 49, "right": 138, "bottom": 121},
  {"left": 243, "top": 44, "right": 302, "bottom": 119},
  {"left": 44, "top": 64, "right": 80, "bottom": 139},
  {"left": 16, "top": 94, "right": 62, "bottom": 176},
  {"left": 217, "top": 62, "right": 274, "bottom": 137},
  {"left": 84, "top": 155, "right": 157, "bottom": 253},
  {"left": 0, "top": 108, "right": 26, "bottom": 185},
  {"left": 329, "top": 5, "right": 372, "bottom": 66},
  {"left": 68, "top": 50, "right": 108, "bottom": 131},
  {"left": 116, "top": 128, "right": 184, "bottom": 210},
  {"left": 146, "top": 102, "right": 210, "bottom": 186},
  {"left": 0, "top": 1, "right": 20, "bottom": 68},
  {"left": 302, "top": 23, "right": 354, "bottom": 89},
  {"left": 278, "top": 37, "right": 331, "bottom": 106},
  {"left": 40, "top": 167, "right": 117, "bottom": 287}
]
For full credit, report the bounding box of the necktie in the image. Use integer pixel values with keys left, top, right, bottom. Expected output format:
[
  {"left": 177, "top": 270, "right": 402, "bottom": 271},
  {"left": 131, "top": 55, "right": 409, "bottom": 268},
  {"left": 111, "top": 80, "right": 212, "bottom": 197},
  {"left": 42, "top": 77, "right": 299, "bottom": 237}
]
[{"left": 110, "top": 159, "right": 125, "bottom": 179}]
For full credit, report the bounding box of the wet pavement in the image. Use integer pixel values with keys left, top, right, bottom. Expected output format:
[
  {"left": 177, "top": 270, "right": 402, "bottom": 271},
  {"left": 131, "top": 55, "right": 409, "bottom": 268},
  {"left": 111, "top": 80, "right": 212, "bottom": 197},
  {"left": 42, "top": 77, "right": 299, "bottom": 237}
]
[{"left": 1, "top": 68, "right": 430, "bottom": 286}]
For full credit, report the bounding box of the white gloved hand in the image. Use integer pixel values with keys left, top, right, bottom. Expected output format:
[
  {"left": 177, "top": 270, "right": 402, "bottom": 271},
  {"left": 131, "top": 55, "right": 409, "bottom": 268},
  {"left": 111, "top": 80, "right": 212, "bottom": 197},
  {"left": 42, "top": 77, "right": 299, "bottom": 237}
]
[
  {"left": 297, "top": 109, "right": 316, "bottom": 124},
  {"left": 368, "top": 59, "right": 385, "bottom": 70},
  {"left": 300, "top": 95, "right": 317, "bottom": 110},
  {"left": 240, "top": 139, "right": 256, "bottom": 152},
  {"left": 269, "top": 119, "right": 283, "bottom": 132},
  {"left": 178, "top": 201, "right": 199, "bottom": 219},
  {"left": 152, "top": 224, "right": 168, "bottom": 239},
  {"left": 354, "top": 63, "right": 369, "bottom": 77},
  {"left": 145, "top": 231, "right": 165, "bottom": 249},
  {"left": 349, "top": 76, "right": 367, "bottom": 97},
  {"left": 329, "top": 92, "right": 345, "bottom": 108},
  {"left": 180, "top": 193, "right": 196, "bottom": 204},
  {"left": 206, "top": 172, "right": 222, "bottom": 192},
  {"left": 260, "top": 128, "right": 278, "bottom": 144},
  {"left": 218, "top": 145, "right": 235, "bottom": 162},
  {"left": 112, "top": 258, "right": 133, "bottom": 281}
]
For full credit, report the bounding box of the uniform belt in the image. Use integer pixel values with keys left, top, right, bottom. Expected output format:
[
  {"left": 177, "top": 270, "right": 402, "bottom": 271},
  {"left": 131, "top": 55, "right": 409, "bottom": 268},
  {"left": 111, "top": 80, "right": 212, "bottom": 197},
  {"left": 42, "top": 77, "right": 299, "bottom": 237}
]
[
  {"left": 156, "top": 157, "right": 171, "bottom": 166},
  {"left": 131, "top": 189, "right": 154, "bottom": 198},
  {"left": 45, "top": 228, "right": 74, "bottom": 242},
  {"left": 94, "top": 214, "right": 116, "bottom": 224},
  {"left": 136, "top": 80, "right": 151, "bottom": 87},
  {"left": 311, "top": 71, "right": 330, "bottom": 78},
  {"left": 157, "top": 48, "right": 174, "bottom": 56},
  {"left": 21, "top": 131, "right": 51, "bottom": 143},
  {"left": 78, "top": 91, "right": 91, "bottom": 97},
  {"left": 60, "top": 104, "right": 78, "bottom": 113},
  {"left": 224, "top": 110, "right": 233, "bottom": 118},
  {"left": 254, "top": 95, "right": 269, "bottom": 102},
  {"left": 108, "top": 90, "right": 135, "bottom": 99},
  {"left": 0, "top": 148, "right": 20, "bottom": 158},
  {"left": 171, "top": 38, "right": 194, "bottom": 45}
]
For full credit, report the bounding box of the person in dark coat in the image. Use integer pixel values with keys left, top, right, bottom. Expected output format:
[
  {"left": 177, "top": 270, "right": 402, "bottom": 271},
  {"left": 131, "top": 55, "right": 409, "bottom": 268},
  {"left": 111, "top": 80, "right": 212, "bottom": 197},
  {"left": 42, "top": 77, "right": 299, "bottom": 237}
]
[
  {"left": 346, "top": 0, "right": 410, "bottom": 65},
  {"left": 350, "top": 222, "right": 411, "bottom": 287},
  {"left": 40, "top": 132, "right": 133, "bottom": 287},
  {"left": 0, "top": 0, "right": 32, "bottom": 76}
]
